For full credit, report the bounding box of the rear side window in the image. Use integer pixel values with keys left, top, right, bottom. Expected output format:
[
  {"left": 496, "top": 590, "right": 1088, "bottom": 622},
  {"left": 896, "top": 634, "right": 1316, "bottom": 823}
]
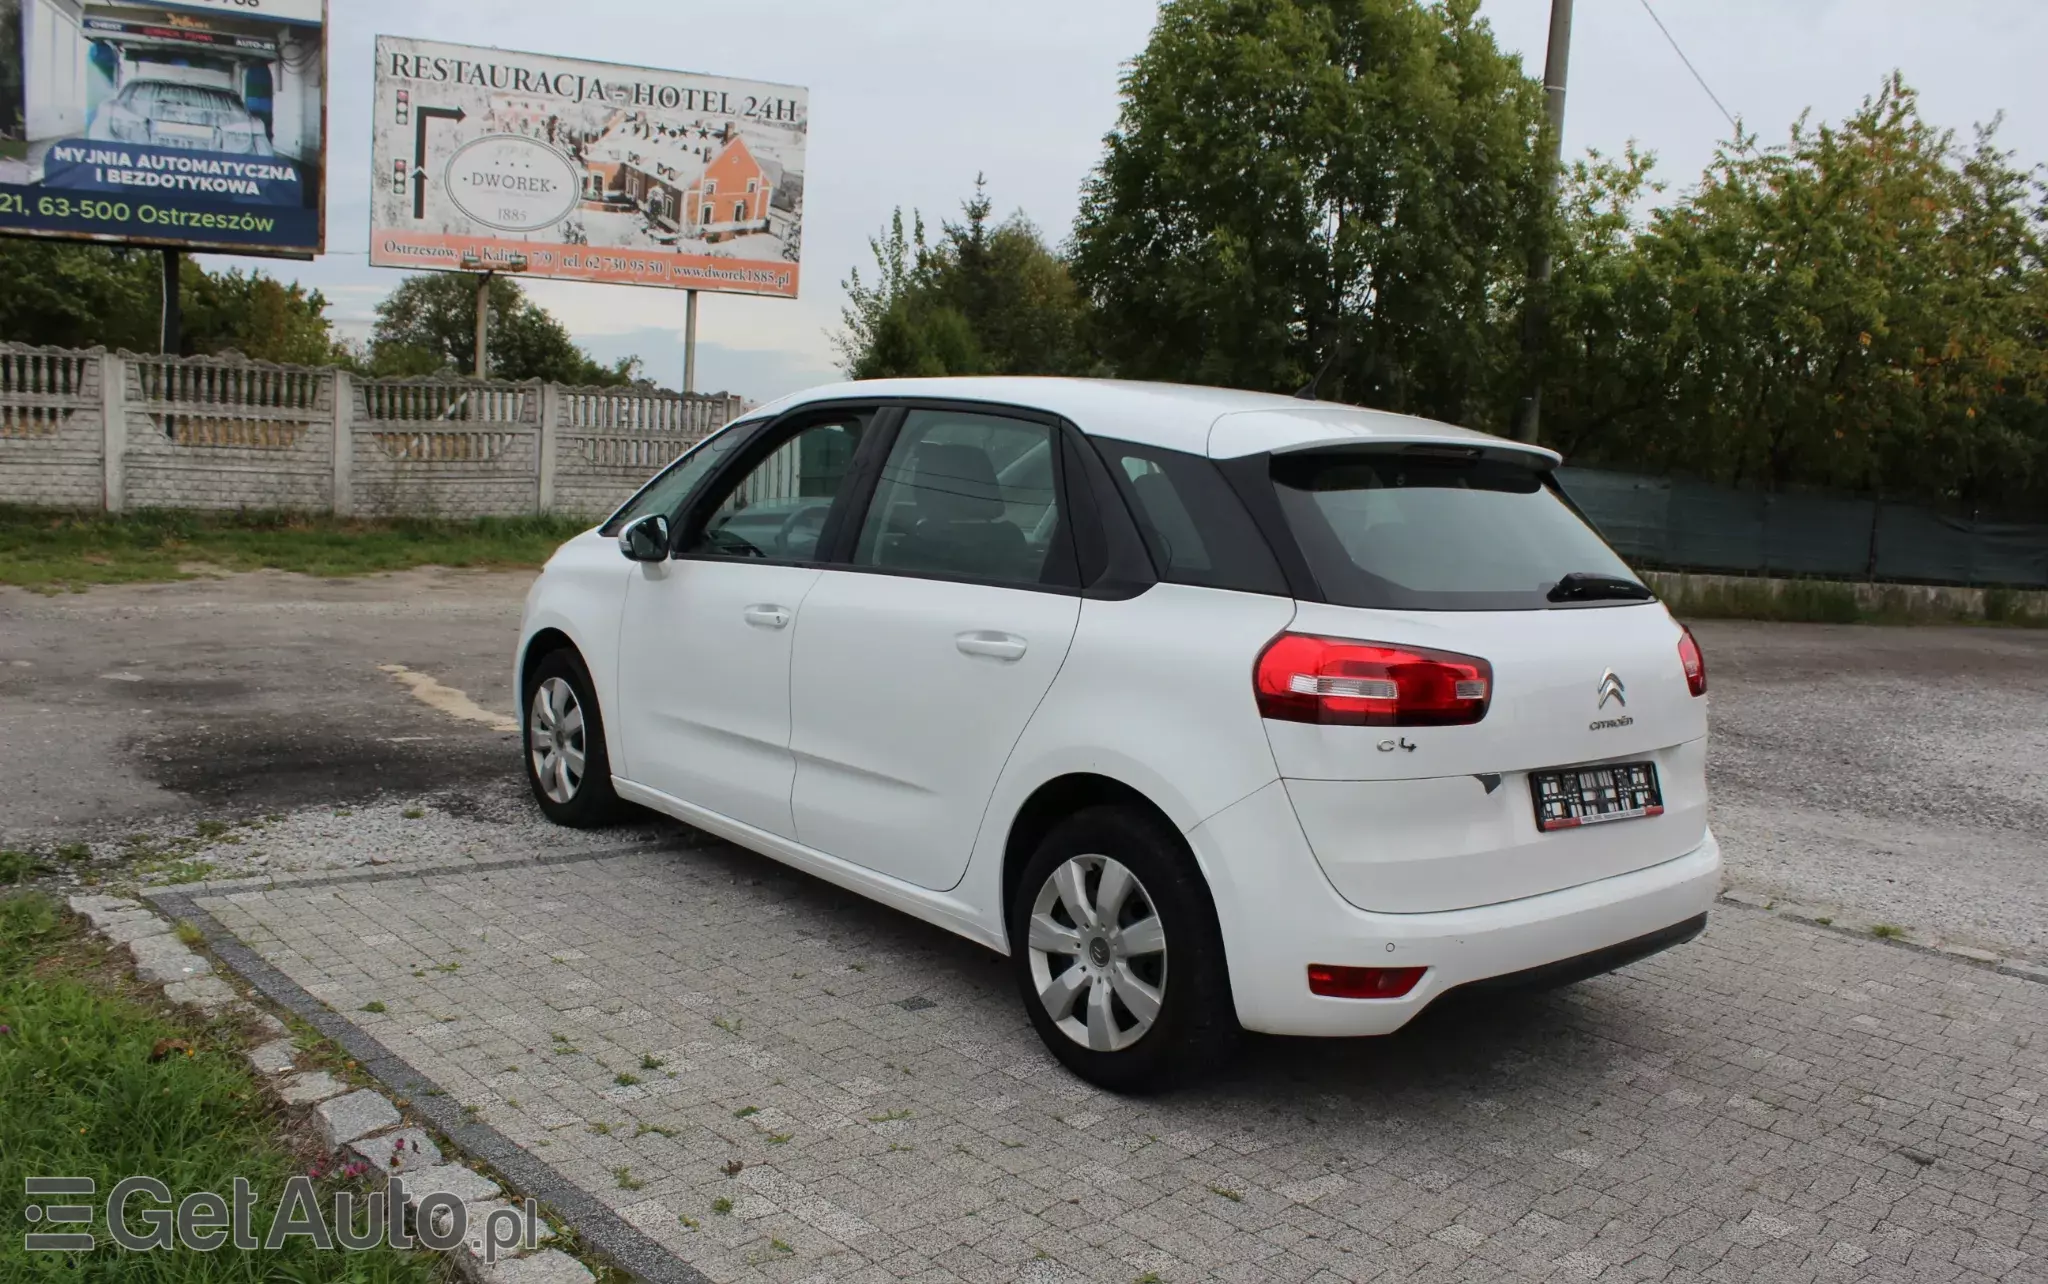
[
  {"left": 1269, "top": 450, "right": 1646, "bottom": 611},
  {"left": 1099, "top": 440, "right": 1286, "bottom": 595}
]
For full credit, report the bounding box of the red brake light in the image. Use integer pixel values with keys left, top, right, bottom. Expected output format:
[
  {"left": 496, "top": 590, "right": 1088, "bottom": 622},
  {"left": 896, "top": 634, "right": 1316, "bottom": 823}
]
[
  {"left": 1308, "top": 964, "right": 1427, "bottom": 999},
  {"left": 1677, "top": 625, "right": 1707, "bottom": 697},
  {"left": 1254, "top": 633, "right": 1492, "bottom": 727}
]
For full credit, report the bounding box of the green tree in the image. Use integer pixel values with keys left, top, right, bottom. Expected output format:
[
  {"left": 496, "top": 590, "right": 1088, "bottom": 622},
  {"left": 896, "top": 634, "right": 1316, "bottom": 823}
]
[
  {"left": 1070, "top": 0, "right": 1548, "bottom": 425},
  {"left": 1544, "top": 74, "right": 2048, "bottom": 512},
  {"left": 0, "top": 241, "right": 161, "bottom": 351},
  {"left": 836, "top": 177, "right": 1097, "bottom": 380},
  {"left": 182, "top": 267, "right": 342, "bottom": 365},
  {"left": 0, "top": 241, "right": 340, "bottom": 362},
  {"left": 366, "top": 272, "right": 641, "bottom": 385}
]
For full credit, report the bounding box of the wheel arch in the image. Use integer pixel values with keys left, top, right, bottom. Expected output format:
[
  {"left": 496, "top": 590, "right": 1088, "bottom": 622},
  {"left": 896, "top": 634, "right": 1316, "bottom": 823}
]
[
  {"left": 1000, "top": 773, "right": 1200, "bottom": 934},
  {"left": 519, "top": 627, "right": 581, "bottom": 699}
]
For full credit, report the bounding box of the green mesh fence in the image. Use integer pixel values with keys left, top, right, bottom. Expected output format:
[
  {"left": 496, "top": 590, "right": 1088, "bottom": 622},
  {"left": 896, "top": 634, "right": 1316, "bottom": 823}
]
[{"left": 1558, "top": 468, "right": 2048, "bottom": 588}]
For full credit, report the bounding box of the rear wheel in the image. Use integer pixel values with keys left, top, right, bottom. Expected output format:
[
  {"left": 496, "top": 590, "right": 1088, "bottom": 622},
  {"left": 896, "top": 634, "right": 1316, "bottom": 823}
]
[
  {"left": 523, "top": 648, "right": 622, "bottom": 828},
  {"left": 1009, "top": 805, "right": 1237, "bottom": 1092}
]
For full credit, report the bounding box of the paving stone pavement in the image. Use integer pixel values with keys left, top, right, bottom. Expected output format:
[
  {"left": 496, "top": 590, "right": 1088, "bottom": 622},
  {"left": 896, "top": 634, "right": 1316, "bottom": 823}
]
[{"left": 191, "top": 841, "right": 2048, "bottom": 1284}]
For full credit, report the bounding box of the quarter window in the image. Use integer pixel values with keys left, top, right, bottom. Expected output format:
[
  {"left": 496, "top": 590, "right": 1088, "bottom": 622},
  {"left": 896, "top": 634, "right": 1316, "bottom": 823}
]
[
  {"left": 1101, "top": 440, "right": 1286, "bottom": 595},
  {"left": 679, "top": 413, "right": 872, "bottom": 563},
  {"left": 852, "top": 409, "right": 1066, "bottom": 586},
  {"left": 600, "top": 423, "right": 755, "bottom": 537}
]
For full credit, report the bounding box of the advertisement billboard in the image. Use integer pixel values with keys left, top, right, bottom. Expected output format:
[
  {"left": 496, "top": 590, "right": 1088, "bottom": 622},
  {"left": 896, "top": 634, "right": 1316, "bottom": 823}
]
[
  {"left": 0, "top": 0, "right": 326, "bottom": 257},
  {"left": 370, "top": 37, "right": 807, "bottom": 298}
]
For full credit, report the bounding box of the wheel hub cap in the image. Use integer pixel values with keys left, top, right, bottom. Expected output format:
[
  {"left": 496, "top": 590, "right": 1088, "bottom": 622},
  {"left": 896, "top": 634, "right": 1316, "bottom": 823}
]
[
  {"left": 1026, "top": 854, "right": 1168, "bottom": 1053},
  {"left": 528, "top": 677, "right": 587, "bottom": 806}
]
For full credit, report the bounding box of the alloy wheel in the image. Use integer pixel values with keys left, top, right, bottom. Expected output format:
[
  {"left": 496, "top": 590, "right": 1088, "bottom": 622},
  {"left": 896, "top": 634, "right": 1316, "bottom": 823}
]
[
  {"left": 528, "top": 677, "right": 586, "bottom": 804},
  {"left": 1026, "top": 854, "right": 1168, "bottom": 1052}
]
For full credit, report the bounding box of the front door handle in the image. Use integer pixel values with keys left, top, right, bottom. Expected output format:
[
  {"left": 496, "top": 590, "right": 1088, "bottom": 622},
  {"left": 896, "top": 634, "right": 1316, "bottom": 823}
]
[
  {"left": 956, "top": 631, "right": 1028, "bottom": 661},
  {"left": 743, "top": 604, "right": 793, "bottom": 630}
]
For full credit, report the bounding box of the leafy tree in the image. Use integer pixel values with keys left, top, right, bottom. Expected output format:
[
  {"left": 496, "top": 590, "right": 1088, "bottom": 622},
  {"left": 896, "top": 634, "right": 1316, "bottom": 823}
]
[
  {"left": 182, "top": 268, "right": 342, "bottom": 365},
  {"left": 1544, "top": 75, "right": 2048, "bottom": 512},
  {"left": 365, "top": 272, "right": 641, "bottom": 386},
  {"left": 0, "top": 241, "right": 161, "bottom": 351},
  {"left": 836, "top": 177, "right": 1097, "bottom": 380},
  {"left": 1070, "top": 0, "right": 1548, "bottom": 426},
  {"left": 0, "top": 241, "right": 338, "bottom": 363}
]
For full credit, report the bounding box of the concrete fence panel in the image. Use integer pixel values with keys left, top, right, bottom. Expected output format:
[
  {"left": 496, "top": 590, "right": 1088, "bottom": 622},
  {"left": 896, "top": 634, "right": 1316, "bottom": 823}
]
[
  {"left": 353, "top": 378, "right": 543, "bottom": 519},
  {"left": 0, "top": 343, "right": 747, "bottom": 520},
  {"left": 122, "top": 353, "right": 334, "bottom": 512},
  {"left": 552, "top": 386, "right": 738, "bottom": 517},
  {"left": 0, "top": 345, "right": 104, "bottom": 509}
]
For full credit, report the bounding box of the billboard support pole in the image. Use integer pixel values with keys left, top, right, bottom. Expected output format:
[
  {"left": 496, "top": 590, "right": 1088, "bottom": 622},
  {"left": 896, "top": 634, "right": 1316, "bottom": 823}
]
[
  {"left": 474, "top": 272, "right": 491, "bottom": 379},
  {"left": 683, "top": 289, "right": 699, "bottom": 395},
  {"left": 160, "top": 250, "right": 182, "bottom": 356}
]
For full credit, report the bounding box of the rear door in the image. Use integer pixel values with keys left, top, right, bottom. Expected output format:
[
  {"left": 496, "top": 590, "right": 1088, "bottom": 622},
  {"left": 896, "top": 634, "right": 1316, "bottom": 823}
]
[
  {"left": 1240, "top": 446, "right": 1710, "bottom": 913},
  {"left": 787, "top": 405, "right": 1082, "bottom": 890}
]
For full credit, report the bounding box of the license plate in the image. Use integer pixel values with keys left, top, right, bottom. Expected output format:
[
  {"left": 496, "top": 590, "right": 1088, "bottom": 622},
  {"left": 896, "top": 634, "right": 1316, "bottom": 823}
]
[{"left": 1530, "top": 762, "right": 1663, "bottom": 832}]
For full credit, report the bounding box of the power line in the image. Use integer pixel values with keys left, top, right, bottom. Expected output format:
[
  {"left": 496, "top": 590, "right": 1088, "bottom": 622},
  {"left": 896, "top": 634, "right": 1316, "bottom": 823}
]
[{"left": 1636, "top": 0, "right": 1745, "bottom": 144}]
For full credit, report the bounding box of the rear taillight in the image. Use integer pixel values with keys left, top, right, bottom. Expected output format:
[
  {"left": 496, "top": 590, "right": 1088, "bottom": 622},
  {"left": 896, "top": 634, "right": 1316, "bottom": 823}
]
[
  {"left": 1254, "top": 633, "right": 1492, "bottom": 727},
  {"left": 1677, "top": 625, "right": 1707, "bottom": 697},
  {"left": 1308, "top": 964, "right": 1427, "bottom": 999}
]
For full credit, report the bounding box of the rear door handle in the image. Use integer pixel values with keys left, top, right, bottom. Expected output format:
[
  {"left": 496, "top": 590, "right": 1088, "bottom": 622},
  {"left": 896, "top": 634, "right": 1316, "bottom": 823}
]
[
  {"left": 743, "top": 604, "right": 793, "bottom": 630},
  {"left": 956, "top": 631, "right": 1028, "bottom": 661}
]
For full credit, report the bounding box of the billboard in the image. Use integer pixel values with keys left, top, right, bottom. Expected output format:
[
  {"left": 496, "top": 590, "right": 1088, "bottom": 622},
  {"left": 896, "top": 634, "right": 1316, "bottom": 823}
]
[
  {"left": 0, "top": 0, "right": 325, "bottom": 257},
  {"left": 370, "top": 37, "right": 807, "bottom": 298}
]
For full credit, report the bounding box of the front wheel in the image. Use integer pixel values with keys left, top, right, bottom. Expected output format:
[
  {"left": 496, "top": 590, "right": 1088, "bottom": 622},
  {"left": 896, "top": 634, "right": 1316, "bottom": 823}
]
[
  {"left": 523, "top": 648, "right": 622, "bottom": 828},
  {"left": 1008, "top": 805, "right": 1237, "bottom": 1092}
]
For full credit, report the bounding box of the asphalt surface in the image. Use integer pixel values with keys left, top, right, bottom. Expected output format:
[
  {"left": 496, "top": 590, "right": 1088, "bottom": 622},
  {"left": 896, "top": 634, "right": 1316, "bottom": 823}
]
[{"left": 1, "top": 572, "right": 2043, "bottom": 960}]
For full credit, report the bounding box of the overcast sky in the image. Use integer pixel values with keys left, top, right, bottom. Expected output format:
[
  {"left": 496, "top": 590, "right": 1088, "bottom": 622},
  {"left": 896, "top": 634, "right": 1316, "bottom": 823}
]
[{"left": 234, "top": 0, "right": 2048, "bottom": 402}]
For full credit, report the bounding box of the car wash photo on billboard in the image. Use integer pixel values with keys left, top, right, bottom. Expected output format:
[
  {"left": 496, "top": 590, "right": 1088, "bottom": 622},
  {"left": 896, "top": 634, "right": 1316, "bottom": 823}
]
[
  {"left": 371, "top": 36, "right": 806, "bottom": 297},
  {"left": 0, "top": 0, "right": 325, "bottom": 256}
]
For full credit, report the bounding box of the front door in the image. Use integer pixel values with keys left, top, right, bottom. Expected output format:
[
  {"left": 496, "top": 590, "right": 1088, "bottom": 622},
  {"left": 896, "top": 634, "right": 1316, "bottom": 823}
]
[
  {"left": 789, "top": 406, "right": 1082, "bottom": 890},
  {"left": 615, "top": 408, "right": 876, "bottom": 837}
]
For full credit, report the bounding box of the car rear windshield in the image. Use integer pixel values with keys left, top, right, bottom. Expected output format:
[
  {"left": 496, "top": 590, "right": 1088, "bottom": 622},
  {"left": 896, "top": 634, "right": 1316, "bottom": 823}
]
[{"left": 1268, "top": 449, "right": 1648, "bottom": 611}]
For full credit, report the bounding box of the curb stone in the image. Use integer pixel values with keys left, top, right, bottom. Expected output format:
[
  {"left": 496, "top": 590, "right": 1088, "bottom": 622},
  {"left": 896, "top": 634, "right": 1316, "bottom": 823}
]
[
  {"left": 1716, "top": 889, "right": 2048, "bottom": 984},
  {"left": 349, "top": 1127, "right": 443, "bottom": 1175},
  {"left": 276, "top": 1070, "right": 348, "bottom": 1105},
  {"left": 61, "top": 893, "right": 604, "bottom": 1284},
  {"left": 318, "top": 1089, "right": 403, "bottom": 1150}
]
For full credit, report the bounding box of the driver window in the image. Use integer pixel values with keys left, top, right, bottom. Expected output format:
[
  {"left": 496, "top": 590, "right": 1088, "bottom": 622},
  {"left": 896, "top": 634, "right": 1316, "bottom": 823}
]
[{"left": 680, "top": 413, "right": 871, "bottom": 562}]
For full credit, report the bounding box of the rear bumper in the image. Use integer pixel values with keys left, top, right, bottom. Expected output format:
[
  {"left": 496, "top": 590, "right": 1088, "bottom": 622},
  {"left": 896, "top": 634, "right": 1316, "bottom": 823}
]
[{"left": 1185, "top": 780, "right": 1721, "bottom": 1036}]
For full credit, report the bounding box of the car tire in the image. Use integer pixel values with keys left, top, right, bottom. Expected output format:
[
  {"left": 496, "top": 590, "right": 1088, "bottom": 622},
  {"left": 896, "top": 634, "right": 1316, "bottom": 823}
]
[
  {"left": 522, "top": 648, "right": 623, "bottom": 828},
  {"left": 1008, "top": 804, "right": 1238, "bottom": 1092}
]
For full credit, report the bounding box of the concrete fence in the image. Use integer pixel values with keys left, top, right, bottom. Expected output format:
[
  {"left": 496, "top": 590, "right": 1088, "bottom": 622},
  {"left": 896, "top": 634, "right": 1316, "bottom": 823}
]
[{"left": 0, "top": 343, "right": 745, "bottom": 519}]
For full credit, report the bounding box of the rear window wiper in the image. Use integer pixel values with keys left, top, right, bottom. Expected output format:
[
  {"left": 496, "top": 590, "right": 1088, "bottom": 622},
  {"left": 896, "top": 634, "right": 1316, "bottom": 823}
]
[{"left": 1547, "top": 572, "right": 1655, "bottom": 603}]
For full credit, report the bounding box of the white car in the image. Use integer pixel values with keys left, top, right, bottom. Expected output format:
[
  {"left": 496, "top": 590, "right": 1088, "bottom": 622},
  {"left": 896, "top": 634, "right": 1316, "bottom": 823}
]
[{"left": 517, "top": 378, "right": 1717, "bottom": 1090}]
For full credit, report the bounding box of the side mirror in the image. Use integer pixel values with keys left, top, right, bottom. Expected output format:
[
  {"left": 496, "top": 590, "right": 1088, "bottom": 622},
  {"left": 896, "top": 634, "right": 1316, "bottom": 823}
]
[{"left": 618, "top": 513, "right": 671, "bottom": 562}]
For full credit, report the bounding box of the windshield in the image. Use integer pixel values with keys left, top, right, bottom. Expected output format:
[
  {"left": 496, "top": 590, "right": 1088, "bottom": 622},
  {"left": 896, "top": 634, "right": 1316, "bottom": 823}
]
[{"left": 1269, "top": 449, "right": 1649, "bottom": 611}]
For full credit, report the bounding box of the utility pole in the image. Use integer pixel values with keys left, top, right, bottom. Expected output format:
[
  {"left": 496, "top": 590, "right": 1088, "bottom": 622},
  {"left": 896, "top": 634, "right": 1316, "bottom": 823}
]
[
  {"left": 682, "top": 288, "right": 699, "bottom": 395},
  {"left": 1515, "top": 0, "right": 1574, "bottom": 445},
  {"left": 462, "top": 251, "right": 529, "bottom": 379}
]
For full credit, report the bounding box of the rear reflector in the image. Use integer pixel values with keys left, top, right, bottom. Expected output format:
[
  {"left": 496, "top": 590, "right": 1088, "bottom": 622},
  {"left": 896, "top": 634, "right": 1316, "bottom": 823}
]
[
  {"left": 1307, "top": 964, "right": 1428, "bottom": 1000},
  {"left": 1255, "top": 634, "right": 1492, "bottom": 727},
  {"left": 1677, "top": 625, "right": 1707, "bottom": 697}
]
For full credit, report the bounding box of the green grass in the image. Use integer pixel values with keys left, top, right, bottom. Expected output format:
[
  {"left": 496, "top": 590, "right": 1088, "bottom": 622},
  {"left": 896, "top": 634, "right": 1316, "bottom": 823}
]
[
  {"left": 0, "top": 506, "right": 591, "bottom": 594},
  {"left": 0, "top": 892, "right": 438, "bottom": 1281}
]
